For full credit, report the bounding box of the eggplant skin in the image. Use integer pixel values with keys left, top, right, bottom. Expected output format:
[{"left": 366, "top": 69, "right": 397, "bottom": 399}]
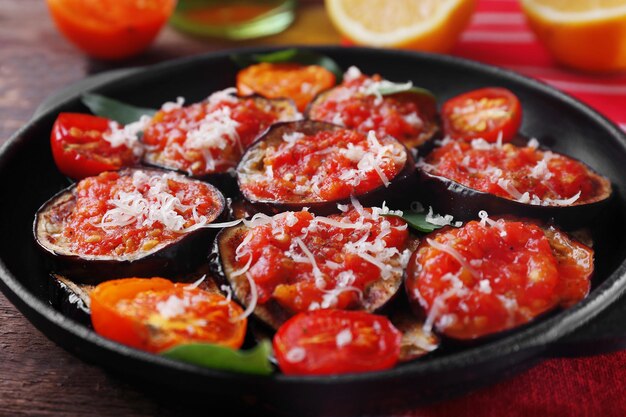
[
  {"left": 416, "top": 168, "right": 613, "bottom": 230},
  {"left": 210, "top": 222, "right": 406, "bottom": 330},
  {"left": 34, "top": 169, "right": 226, "bottom": 284},
  {"left": 236, "top": 120, "right": 417, "bottom": 216}
]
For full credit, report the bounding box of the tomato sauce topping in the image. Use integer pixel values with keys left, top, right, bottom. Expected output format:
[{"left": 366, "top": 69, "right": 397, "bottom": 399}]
[
  {"left": 61, "top": 170, "right": 223, "bottom": 256},
  {"left": 309, "top": 67, "right": 436, "bottom": 147},
  {"left": 233, "top": 207, "right": 410, "bottom": 313},
  {"left": 422, "top": 139, "right": 607, "bottom": 206},
  {"left": 142, "top": 89, "right": 298, "bottom": 176},
  {"left": 239, "top": 128, "right": 407, "bottom": 202},
  {"left": 406, "top": 216, "right": 593, "bottom": 339}
]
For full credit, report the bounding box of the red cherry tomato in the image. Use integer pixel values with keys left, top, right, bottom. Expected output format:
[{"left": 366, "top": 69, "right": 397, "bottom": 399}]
[
  {"left": 90, "top": 277, "right": 247, "bottom": 353},
  {"left": 441, "top": 87, "right": 522, "bottom": 142},
  {"left": 273, "top": 310, "right": 401, "bottom": 375},
  {"left": 51, "top": 113, "right": 138, "bottom": 180},
  {"left": 46, "top": 0, "right": 175, "bottom": 60}
]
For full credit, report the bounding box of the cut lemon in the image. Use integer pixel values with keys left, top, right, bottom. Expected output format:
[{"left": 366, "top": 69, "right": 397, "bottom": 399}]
[
  {"left": 324, "top": 0, "right": 476, "bottom": 53},
  {"left": 521, "top": 0, "right": 626, "bottom": 72}
]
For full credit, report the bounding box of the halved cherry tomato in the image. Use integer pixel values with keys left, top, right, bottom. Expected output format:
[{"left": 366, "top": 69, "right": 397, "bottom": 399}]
[
  {"left": 46, "top": 0, "right": 175, "bottom": 60},
  {"left": 273, "top": 310, "right": 401, "bottom": 375},
  {"left": 441, "top": 87, "right": 522, "bottom": 142},
  {"left": 237, "top": 63, "right": 336, "bottom": 111},
  {"left": 90, "top": 277, "right": 247, "bottom": 353},
  {"left": 51, "top": 113, "right": 138, "bottom": 180}
]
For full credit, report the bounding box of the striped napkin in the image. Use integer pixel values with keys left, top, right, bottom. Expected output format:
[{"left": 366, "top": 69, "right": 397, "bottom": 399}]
[{"left": 451, "top": 0, "right": 626, "bottom": 132}]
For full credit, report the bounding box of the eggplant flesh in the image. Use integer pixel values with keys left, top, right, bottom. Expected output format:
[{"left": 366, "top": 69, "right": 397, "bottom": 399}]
[
  {"left": 416, "top": 163, "right": 612, "bottom": 230},
  {"left": 237, "top": 120, "right": 417, "bottom": 216},
  {"left": 211, "top": 222, "right": 408, "bottom": 330},
  {"left": 141, "top": 96, "right": 300, "bottom": 186},
  {"left": 34, "top": 169, "right": 226, "bottom": 283},
  {"left": 307, "top": 86, "right": 441, "bottom": 150}
]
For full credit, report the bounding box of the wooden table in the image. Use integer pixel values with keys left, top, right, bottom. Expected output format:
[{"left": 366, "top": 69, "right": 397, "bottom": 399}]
[{"left": 0, "top": 1, "right": 338, "bottom": 415}]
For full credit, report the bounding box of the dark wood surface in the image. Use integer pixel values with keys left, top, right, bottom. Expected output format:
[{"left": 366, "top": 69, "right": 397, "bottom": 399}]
[{"left": 0, "top": 1, "right": 338, "bottom": 416}]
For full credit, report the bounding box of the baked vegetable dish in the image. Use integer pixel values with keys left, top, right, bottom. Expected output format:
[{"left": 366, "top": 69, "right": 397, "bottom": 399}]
[{"left": 34, "top": 50, "right": 611, "bottom": 376}]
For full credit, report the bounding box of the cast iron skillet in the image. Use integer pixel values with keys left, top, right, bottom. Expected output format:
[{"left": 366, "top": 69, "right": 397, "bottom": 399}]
[{"left": 2, "top": 47, "right": 626, "bottom": 416}]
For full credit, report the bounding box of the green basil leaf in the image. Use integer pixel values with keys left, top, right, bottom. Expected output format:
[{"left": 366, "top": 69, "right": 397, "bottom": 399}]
[
  {"left": 382, "top": 212, "right": 443, "bottom": 233},
  {"left": 82, "top": 93, "right": 156, "bottom": 125},
  {"left": 160, "top": 340, "right": 273, "bottom": 375},
  {"left": 231, "top": 48, "right": 344, "bottom": 82}
]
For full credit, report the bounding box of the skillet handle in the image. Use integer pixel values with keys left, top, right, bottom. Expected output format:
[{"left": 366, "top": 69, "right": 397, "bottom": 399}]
[
  {"left": 546, "top": 291, "right": 626, "bottom": 358},
  {"left": 33, "top": 67, "right": 142, "bottom": 118}
]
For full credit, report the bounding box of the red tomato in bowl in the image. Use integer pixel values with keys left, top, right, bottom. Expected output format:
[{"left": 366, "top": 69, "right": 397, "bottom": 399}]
[
  {"left": 46, "top": 0, "right": 175, "bottom": 60},
  {"left": 51, "top": 113, "right": 139, "bottom": 180},
  {"left": 441, "top": 87, "right": 522, "bottom": 142},
  {"left": 273, "top": 310, "right": 402, "bottom": 375}
]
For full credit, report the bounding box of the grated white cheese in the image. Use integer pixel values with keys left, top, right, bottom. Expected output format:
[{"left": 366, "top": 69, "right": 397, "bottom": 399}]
[
  {"left": 103, "top": 115, "right": 151, "bottom": 156},
  {"left": 336, "top": 328, "right": 353, "bottom": 348}
]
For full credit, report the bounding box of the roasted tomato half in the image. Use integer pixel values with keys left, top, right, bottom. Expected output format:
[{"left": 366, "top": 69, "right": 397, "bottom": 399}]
[
  {"left": 51, "top": 113, "right": 140, "bottom": 180},
  {"left": 405, "top": 216, "right": 593, "bottom": 340},
  {"left": 237, "top": 62, "right": 336, "bottom": 111},
  {"left": 141, "top": 90, "right": 300, "bottom": 179},
  {"left": 307, "top": 67, "right": 439, "bottom": 149},
  {"left": 91, "top": 277, "right": 246, "bottom": 353},
  {"left": 34, "top": 169, "right": 225, "bottom": 282},
  {"left": 273, "top": 309, "right": 402, "bottom": 375},
  {"left": 237, "top": 120, "right": 415, "bottom": 214},
  {"left": 213, "top": 207, "right": 413, "bottom": 329},
  {"left": 441, "top": 87, "right": 522, "bottom": 142}
]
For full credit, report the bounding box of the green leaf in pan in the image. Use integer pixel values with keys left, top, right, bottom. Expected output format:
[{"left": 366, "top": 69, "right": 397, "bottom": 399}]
[
  {"left": 230, "top": 48, "right": 344, "bottom": 82},
  {"left": 160, "top": 340, "right": 274, "bottom": 376},
  {"left": 382, "top": 212, "right": 444, "bottom": 233},
  {"left": 82, "top": 93, "right": 157, "bottom": 125}
]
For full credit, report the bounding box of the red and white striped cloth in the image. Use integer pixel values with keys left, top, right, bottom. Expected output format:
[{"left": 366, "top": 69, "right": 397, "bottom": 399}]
[{"left": 451, "top": 0, "right": 626, "bottom": 132}]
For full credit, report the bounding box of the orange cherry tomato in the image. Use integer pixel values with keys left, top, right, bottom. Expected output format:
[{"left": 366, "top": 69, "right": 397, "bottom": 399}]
[
  {"left": 51, "top": 113, "right": 139, "bottom": 180},
  {"left": 273, "top": 310, "right": 401, "bottom": 375},
  {"left": 90, "top": 278, "right": 247, "bottom": 353},
  {"left": 441, "top": 87, "right": 522, "bottom": 143},
  {"left": 46, "top": 0, "right": 175, "bottom": 60},
  {"left": 237, "top": 63, "right": 336, "bottom": 111}
]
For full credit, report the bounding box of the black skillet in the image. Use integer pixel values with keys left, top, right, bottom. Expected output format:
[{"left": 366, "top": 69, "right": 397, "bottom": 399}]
[{"left": 2, "top": 46, "right": 626, "bottom": 417}]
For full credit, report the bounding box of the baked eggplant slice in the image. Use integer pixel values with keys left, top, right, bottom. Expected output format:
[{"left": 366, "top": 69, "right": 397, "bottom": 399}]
[
  {"left": 237, "top": 120, "right": 416, "bottom": 215},
  {"left": 307, "top": 67, "right": 440, "bottom": 149},
  {"left": 417, "top": 139, "right": 612, "bottom": 228},
  {"left": 211, "top": 207, "right": 417, "bottom": 329},
  {"left": 34, "top": 168, "right": 226, "bottom": 283},
  {"left": 141, "top": 90, "right": 301, "bottom": 187},
  {"left": 405, "top": 215, "right": 594, "bottom": 340}
]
